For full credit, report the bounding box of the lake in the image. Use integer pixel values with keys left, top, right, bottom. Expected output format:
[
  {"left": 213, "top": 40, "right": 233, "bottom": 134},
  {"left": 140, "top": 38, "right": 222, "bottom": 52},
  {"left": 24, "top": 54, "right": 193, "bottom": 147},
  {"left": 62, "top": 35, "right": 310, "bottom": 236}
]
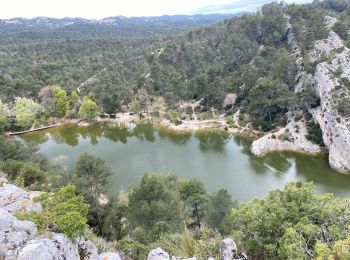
[{"left": 18, "top": 122, "right": 350, "bottom": 202}]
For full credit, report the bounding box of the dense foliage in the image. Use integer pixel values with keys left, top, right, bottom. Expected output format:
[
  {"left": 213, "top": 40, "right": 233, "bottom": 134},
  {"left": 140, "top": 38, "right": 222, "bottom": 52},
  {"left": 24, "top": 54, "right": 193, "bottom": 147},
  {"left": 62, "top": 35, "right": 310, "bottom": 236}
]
[
  {"left": 17, "top": 185, "right": 89, "bottom": 240},
  {"left": 2, "top": 1, "right": 350, "bottom": 131},
  {"left": 231, "top": 182, "right": 350, "bottom": 259}
]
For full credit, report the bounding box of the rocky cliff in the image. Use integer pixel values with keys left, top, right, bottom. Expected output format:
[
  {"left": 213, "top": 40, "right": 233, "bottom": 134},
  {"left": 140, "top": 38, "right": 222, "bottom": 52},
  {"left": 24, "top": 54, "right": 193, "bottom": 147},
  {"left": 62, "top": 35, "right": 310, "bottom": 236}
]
[{"left": 252, "top": 15, "right": 350, "bottom": 174}]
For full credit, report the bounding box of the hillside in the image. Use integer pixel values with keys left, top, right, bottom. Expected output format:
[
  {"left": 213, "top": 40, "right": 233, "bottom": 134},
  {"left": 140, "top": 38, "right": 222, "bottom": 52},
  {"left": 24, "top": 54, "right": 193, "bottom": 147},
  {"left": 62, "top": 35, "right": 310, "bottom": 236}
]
[{"left": 0, "top": 0, "right": 350, "bottom": 174}]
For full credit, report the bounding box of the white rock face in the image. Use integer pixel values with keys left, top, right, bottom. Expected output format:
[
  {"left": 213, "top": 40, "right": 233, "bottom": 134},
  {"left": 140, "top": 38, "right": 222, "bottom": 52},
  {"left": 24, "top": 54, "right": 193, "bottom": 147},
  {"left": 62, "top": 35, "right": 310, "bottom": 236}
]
[
  {"left": 251, "top": 113, "right": 321, "bottom": 156},
  {"left": 220, "top": 237, "right": 237, "bottom": 260},
  {"left": 147, "top": 247, "right": 170, "bottom": 260},
  {"left": 252, "top": 15, "right": 350, "bottom": 174},
  {"left": 310, "top": 27, "right": 350, "bottom": 173}
]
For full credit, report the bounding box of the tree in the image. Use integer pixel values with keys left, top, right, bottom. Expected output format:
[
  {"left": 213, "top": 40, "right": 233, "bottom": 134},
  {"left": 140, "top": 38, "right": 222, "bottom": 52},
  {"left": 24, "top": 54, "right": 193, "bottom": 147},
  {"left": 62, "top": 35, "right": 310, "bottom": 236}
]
[
  {"left": 70, "top": 90, "right": 80, "bottom": 110},
  {"left": 38, "top": 85, "right": 55, "bottom": 108},
  {"left": 316, "top": 236, "right": 350, "bottom": 260},
  {"left": 0, "top": 101, "right": 8, "bottom": 132},
  {"left": 12, "top": 97, "right": 45, "bottom": 129},
  {"left": 128, "top": 174, "right": 183, "bottom": 232},
  {"left": 52, "top": 86, "right": 69, "bottom": 117},
  {"left": 231, "top": 182, "right": 350, "bottom": 259},
  {"left": 247, "top": 77, "right": 294, "bottom": 130},
  {"left": 16, "top": 185, "right": 89, "bottom": 240},
  {"left": 78, "top": 96, "right": 99, "bottom": 121},
  {"left": 203, "top": 189, "right": 235, "bottom": 234},
  {"left": 180, "top": 179, "right": 207, "bottom": 229},
  {"left": 130, "top": 99, "right": 141, "bottom": 114},
  {"left": 74, "top": 153, "right": 112, "bottom": 234}
]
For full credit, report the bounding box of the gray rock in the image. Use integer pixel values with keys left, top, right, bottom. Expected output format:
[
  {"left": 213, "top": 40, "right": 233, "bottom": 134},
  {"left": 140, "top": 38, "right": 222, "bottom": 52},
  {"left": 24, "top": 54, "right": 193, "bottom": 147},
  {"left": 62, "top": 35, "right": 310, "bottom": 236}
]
[
  {"left": 0, "top": 184, "right": 41, "bottom": 213},
  {"left": 99, "top": 252, "right": 122, "bottom": 260},
  {"left": 0, "top": 207, "right": 37, "bottom": 254},
  {"left": 17, "top": 234, "right": 80, "bottom": 260},
  {"left": 147, "top": 247, "right": 170, "bottom": 260},
  {"left": 221, "top": 237, "right": 237, "bottom": 260},
  {"left": 78, "top": 237, "right": 99, "bottom": 260}
]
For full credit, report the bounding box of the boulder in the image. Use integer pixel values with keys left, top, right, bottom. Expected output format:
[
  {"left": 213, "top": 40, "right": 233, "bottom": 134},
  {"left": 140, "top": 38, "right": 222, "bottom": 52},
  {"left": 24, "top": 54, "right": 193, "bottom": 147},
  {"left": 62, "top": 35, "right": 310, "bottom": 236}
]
[
  {"left": 78, "top": 237, "right": 99, "bottom": 260},
  {"left": 16, "top": 234, "right": 79, "bottom": 260},
  {"left": 220, "top": 237, "right": 237, "bottom": 260},
  {"left": 0, "top": 208, "right": 37, "bottom": 258},
  {"left": 147, "top": 247, "right": 170, "bottom": 260}
]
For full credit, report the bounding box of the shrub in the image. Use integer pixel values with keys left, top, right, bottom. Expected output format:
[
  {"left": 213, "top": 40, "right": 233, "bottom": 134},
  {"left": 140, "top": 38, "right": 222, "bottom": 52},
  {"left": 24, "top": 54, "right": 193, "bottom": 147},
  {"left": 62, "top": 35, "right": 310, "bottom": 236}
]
[
  {"left": 306, "top": 121, "right": 325, "bottom": 146},
  {"left": 16, "top": 185, "right": 89, "bottom": 240}
]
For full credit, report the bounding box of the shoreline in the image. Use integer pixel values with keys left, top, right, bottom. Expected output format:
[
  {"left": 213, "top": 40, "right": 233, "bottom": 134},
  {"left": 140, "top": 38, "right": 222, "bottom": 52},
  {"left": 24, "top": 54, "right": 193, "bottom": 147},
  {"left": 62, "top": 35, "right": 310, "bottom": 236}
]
[{"left": 7, "top": 114, "right": 327, "bottom": 159}]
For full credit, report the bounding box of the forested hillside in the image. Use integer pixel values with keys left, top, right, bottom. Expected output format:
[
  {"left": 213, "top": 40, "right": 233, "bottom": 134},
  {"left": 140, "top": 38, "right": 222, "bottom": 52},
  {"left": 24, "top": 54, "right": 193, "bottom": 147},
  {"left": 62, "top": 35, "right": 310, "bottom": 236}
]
[{"left": 1, "top": 0, "right": 350, "bottom": 172}]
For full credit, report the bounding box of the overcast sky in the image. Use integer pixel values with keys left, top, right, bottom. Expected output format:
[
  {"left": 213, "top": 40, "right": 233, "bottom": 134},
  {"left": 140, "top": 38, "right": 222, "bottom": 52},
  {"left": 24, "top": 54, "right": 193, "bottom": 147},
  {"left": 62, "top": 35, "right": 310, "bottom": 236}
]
[{"left": 1, "top": 0, "right": 310, "bottom": 19}]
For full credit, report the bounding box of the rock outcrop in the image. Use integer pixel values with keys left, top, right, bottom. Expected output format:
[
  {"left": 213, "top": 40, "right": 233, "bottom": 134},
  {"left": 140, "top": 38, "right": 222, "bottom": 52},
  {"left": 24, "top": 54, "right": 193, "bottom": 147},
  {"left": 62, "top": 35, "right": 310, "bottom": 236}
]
[
  {"left": 220, "top": 237, "right": 247, "bottom": 260},
  {"left": 251, "top": 112, "right": 321, "bottom": 156},
  {"left": 0, "top": 184, "right": 122, "bottom": 260},
  {"left": 309, "top": 19, "right": 350, "bottom": 173},
  {"left": 147, "top": 247, "right": 170, "bottom": 260},
  {"left": 252, "top": 15, "right": 350, "bottom": 174}
]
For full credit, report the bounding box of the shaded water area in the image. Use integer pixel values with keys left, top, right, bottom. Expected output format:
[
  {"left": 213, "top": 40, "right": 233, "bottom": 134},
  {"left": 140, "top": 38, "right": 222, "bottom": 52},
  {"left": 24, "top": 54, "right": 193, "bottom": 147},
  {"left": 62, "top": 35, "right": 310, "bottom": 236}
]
[{"left": 18, "top": 122, "right": 350, "bottom": 202}]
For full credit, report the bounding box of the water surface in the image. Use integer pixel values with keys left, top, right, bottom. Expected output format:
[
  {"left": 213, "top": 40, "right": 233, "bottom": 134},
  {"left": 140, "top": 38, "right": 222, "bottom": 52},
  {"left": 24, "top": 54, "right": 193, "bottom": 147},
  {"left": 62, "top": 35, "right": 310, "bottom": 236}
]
[{"left": 18, "top": 123, "right": 350, "bottom": 202}]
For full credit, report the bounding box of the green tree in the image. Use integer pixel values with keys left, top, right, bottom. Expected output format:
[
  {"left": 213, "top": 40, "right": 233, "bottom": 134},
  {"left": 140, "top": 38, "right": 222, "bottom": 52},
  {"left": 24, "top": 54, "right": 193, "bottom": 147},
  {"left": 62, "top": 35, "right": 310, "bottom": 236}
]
[
  {"left": 12, "top": 98, "right": 45, "bottom": 129},
  {"left": 180, "top": 179, "right": 207, "bottom": 228},
  {"left": 316, "top": 236, "right": 350, "bottom": 260},
  {"left": 203, "top": 189, "right": 235, "bottom": 234},
  {"left": 130, "top": 99, "right": 141, "bottom": 114},
  {"left": 247, "top": 77, "right": 294, "bottom": 130},
  {"left": 128, "top": 174, "right": 183, "bottom": 233},
  {"left": 70, "top": 90, "right": 80, "bottom": 110},
  {"left": 0, "top": 101, "right": 8, "bottom": 131},
  {"left": 16, "top": 185, "right": 89, "bottom": 240},
  {"left": 52, "top": 86, "right": 69, "bottom": 117},
  {"left": 231, "top": 182, "right": 350, "bottom": 259},
  {"left": 78, "top": 96, "right": 99, "bottom": 121},
  {"left": 74, "top": 153, "right": 112, "bottom": 234}
]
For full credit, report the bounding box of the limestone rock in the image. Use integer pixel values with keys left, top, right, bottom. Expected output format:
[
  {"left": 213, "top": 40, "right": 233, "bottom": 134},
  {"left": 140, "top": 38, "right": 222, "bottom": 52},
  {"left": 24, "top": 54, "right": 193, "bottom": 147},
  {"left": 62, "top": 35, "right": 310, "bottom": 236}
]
[
  {"left": 220, "top": 237, "right": 247, "bottom": 260},
  {"left": 220, "top": 237, "right": 237, "bottom": 260},
  {"left": 147, "top": 247, "right": 170, "bottom": 260},
  {"left": 251, "top": 112, "right": 321, "bottom": 156},
  {"left": 17, "top": 234, "right": 80, "bottom": 260},
  {"left": 0, "top": 184, "right": 41, "bottom": 213},
  {"left": 309, "top": 24, "right": 350, "bottom": 173},
  {"left": 78, "top": 237, "right": 99, "bottom": 260}
]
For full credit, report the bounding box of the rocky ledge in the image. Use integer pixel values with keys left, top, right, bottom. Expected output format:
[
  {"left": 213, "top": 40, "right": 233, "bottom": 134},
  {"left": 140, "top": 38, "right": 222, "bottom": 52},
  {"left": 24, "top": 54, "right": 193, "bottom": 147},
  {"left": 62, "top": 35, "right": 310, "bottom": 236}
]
[
  {"left": 0, "top": 183, "right": 121, "bottom": 260},
  {"left": 251, "top": 112, "right": 321, "bottom": 157}
]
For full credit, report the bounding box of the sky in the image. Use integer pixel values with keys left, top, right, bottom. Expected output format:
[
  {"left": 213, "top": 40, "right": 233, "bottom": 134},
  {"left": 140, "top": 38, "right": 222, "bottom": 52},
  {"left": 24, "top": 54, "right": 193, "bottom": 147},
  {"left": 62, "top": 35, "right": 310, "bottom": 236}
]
[{"left": 1, "top": 0, "right": 311, "bottom": 19}]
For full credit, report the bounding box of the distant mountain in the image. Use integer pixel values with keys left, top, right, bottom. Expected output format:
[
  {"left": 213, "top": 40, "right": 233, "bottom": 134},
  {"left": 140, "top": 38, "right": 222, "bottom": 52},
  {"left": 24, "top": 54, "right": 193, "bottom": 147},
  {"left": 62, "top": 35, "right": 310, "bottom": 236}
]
[
  {"left": 0, "top": 14, "right": 236, "bottom": 33},
  {"left": 190, "top": 0, "right": 311, "bottom": 14}
]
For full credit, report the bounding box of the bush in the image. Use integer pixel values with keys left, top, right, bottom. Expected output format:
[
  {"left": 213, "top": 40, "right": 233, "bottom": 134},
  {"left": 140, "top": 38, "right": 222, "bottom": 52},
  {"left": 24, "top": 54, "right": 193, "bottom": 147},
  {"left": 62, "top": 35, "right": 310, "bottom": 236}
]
[
  {"left": 231, "top": 182, "right": 350, "bottom": 259},
  {"left": 0, "top": 160, "right": 47, "bottom": 188},
  {"left": 226, "top": 117, "right": 235, "bottom": 128},
  {"left": 306, "top": 121, "right": 325, "bottom": 146},
  {"left": 16, "top": 185, "right": 89, "bottom": 240},
  {"left": 117, "top": 239, "right": 149, "bottom": 260}
]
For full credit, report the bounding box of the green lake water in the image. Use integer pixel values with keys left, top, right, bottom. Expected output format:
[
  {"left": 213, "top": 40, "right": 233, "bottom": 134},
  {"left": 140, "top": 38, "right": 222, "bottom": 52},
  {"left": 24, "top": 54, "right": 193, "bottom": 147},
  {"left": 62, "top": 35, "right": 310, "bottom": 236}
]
[{"left": 18, "top": 123, "right": 350, "bottom": 202}]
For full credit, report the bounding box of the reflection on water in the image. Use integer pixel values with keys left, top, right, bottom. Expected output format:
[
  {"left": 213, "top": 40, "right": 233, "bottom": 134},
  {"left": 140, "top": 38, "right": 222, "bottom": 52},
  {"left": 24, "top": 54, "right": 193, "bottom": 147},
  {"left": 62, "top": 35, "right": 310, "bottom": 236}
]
[{"left": 18, "top": 122, "right": 350, "bottom": 202}]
